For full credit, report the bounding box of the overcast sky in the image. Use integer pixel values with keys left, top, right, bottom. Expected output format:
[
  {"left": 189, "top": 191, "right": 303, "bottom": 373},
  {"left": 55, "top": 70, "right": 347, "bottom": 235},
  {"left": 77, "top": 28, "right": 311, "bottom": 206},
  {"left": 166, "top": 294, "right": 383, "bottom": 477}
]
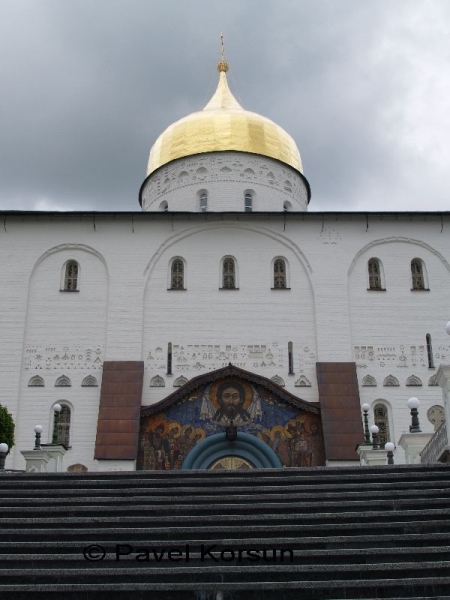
[{"left": 0, "top": 1, "right": 449, "bottom": 212}]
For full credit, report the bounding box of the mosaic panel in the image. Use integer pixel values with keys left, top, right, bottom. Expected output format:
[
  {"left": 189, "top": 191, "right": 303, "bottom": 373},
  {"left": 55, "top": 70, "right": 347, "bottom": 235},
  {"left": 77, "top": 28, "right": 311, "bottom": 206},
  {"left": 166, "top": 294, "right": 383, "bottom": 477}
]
[{"left": 137, "top": 377, "right": 325, "bottom": 470}]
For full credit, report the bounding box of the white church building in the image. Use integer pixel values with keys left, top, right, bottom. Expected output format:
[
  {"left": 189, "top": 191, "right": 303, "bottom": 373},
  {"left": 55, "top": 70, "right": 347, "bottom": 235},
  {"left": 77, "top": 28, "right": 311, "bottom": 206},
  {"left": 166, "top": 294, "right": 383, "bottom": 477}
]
[{"left": 1, "top": 55, "right": 449, "bottom": 473}]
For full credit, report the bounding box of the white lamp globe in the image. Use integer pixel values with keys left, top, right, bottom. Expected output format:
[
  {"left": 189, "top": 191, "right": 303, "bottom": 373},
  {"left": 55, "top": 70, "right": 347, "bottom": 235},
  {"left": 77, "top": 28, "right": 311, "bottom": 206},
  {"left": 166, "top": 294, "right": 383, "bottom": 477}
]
[
  {"left": 53, "top": 404, "right": 62, "bottom": 413},
  {"left": 370, "top": 425, "right": 379, "bottom": 434},
  {"left": 385, "top": 442, "right": 395, "bottom": 452},
  {"left": 362, "top": 403, "right": 370, "bottom": 412},
  {"left": 34, "top": 425, "right": 43, "bottom": 434},
  {"left": 0, "top": 442, "right": 8, "bottom": 454},
  {"left": 446, "top": 321, "right": 450, "bottom": 336},
  {"left": 407, "top": 397, "right": 420, "bottom": 410}
]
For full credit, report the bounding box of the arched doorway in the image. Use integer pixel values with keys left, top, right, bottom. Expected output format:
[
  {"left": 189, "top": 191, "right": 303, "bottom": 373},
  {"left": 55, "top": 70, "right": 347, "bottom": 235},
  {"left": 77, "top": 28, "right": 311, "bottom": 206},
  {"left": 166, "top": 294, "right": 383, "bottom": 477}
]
[{"left": 181, "top": 432, "right": 282, "bottom": 470}]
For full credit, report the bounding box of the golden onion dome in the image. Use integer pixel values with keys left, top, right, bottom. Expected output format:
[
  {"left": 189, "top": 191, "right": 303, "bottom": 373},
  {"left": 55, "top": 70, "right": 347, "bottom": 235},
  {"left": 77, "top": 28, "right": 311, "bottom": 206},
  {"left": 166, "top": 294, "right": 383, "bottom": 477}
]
[{"left": 146, "top": 60, "right": 303, "bottom": 176}]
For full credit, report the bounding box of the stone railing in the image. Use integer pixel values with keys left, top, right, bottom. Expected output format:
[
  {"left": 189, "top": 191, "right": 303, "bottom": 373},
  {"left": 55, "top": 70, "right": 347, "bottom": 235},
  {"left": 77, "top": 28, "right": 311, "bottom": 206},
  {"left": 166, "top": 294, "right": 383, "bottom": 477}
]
[{"left": 420, "top": 421, "right": 447, "bottom": 464}]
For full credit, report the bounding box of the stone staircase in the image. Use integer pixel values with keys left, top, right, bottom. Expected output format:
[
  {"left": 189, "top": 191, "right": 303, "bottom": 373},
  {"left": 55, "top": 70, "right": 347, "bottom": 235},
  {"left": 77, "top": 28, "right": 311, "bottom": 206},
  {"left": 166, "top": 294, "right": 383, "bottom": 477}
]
[{"left": 1, "top": 464, "right": 450, "bottom": 599}]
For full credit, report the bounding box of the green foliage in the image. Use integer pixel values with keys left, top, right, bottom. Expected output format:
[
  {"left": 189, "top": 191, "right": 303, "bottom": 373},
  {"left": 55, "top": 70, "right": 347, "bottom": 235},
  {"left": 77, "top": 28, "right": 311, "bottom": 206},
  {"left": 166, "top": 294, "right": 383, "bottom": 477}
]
[{"left": 0, "top": 404, "right": 15, "bottom": 453}]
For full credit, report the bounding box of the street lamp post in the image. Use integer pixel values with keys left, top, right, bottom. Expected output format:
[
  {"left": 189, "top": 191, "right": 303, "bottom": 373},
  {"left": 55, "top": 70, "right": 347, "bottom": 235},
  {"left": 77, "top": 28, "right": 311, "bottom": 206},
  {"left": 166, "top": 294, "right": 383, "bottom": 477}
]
[
  {"left": 370, "top": 425, "right": 379, "bottom": 450},
  {"left": 385, "top": 442, "right": 395, "bottom": 465},
  {"left": 34, "top": 425, "right": 43, "bottom": 450},
  {"left": 0, "top": 443, "right": 8, "bottom": 470},
  {"left": 407, "top": 397, "right": 422, "bottom": 433}
]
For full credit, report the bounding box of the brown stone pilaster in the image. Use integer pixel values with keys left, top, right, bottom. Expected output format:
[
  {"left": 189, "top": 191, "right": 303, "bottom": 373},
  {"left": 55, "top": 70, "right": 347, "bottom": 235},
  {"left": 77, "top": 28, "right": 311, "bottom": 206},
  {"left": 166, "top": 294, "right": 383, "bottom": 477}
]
[
  {"left": 316, "top": 362, "right": 363, "bottom": 461},
  {"left": 94, "top": 361, "right": 144, "bottom": 460}
]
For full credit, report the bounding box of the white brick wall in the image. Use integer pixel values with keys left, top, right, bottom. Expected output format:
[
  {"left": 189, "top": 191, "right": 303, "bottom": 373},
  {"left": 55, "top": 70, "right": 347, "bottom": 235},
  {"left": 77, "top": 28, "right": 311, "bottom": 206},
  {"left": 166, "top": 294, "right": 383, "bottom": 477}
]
[{"left": 1, "top": 210, "right": 449, "bottom": 470}]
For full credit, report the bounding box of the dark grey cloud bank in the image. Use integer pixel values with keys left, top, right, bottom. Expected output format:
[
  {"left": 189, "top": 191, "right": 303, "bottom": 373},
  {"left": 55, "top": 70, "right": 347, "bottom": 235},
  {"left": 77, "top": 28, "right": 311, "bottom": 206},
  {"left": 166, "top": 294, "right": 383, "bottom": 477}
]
[{"left": 0, "top": 0, "right": 449, "bottom": 212}]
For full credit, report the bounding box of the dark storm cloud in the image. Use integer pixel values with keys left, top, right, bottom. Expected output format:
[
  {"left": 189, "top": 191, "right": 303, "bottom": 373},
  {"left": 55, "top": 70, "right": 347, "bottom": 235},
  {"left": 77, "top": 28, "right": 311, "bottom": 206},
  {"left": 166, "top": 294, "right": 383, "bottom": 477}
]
[{"left": 0, "top": 0, "right": 449, "bottom": 212}]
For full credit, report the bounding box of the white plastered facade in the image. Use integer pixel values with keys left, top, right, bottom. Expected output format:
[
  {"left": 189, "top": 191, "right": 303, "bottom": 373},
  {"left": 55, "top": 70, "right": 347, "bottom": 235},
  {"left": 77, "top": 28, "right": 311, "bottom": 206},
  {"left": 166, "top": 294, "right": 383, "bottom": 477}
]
[{"left": 1, "top": 182, "right": 449, "bottom": 470}]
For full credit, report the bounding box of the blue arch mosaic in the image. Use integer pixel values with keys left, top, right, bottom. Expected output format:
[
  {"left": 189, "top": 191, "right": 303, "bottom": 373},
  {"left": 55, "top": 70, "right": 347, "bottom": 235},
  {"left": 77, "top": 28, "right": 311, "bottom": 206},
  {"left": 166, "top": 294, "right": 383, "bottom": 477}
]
[{"left": 181, "top": 432, "right": 282, "bottom": 469}]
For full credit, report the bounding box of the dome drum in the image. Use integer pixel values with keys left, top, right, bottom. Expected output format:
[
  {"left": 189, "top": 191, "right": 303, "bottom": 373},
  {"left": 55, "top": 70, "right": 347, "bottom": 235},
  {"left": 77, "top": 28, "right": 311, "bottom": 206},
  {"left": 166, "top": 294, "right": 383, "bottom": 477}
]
[{"left": 139, "top": 151, "right": 309, "bottom": 212}]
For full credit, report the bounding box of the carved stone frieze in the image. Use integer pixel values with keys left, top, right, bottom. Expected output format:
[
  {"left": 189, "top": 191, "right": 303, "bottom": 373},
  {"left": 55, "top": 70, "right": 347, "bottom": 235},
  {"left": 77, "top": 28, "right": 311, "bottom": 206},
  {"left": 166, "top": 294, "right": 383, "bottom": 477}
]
[
  {"left": 354, "top": 343, "right": 449, "bottom": 370},
  {"left": 24, "top": 345, "right": 104, "bottom": 371}
]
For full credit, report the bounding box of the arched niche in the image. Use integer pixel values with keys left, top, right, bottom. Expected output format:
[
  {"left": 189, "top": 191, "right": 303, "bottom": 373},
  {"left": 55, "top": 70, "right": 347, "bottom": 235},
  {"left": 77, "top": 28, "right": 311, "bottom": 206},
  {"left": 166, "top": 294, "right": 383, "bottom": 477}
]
[{"left": 181, "top": 432, "right": 282, "bottom": 470}]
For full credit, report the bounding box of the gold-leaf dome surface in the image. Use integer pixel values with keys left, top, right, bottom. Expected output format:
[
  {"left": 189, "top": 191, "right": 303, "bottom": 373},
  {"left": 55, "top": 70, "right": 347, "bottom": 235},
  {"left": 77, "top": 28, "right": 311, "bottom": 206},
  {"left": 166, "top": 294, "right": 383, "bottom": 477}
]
[{"left": 146, "top": 69, "right": 303, "bottom": 176}]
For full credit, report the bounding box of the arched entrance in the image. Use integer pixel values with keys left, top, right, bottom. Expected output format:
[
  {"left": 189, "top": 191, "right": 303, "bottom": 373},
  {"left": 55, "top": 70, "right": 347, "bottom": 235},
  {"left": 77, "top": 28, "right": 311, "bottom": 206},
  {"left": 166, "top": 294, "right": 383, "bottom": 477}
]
[{"left": 181, "top": 432, "right": 282, "bottom": 470}]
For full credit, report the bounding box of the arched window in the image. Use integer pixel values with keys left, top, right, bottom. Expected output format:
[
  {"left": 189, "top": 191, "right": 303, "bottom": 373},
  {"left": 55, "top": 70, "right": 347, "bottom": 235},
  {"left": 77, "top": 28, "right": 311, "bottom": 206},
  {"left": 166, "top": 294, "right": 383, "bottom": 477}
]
[
  {"left": 383, "top": 374, "right": 399, "bottom": 387},
  {"left": 271, "top": 375, "right": 285, "bottom": 387},
  {"left": 173, "top": 375, "right": 188, "bottom": 387},
  {"left": 170, "top": 259, "right": 185, "bottom": 290},
  {"left": 55, "top": 374, "right": 71, "bottom": 387},
  {"left": 28, "top": 375, "right": 44, "bottom": 387},
  {"left": 199, "top": 191, "right": 208, "bottom": 212},
  {"left": 244, "top": 192, "right": 253, "bottom": 212},
  {"left": 222, "top": 258, "right": 236, "bottom": 289},
  {"left": 411, "top": 259, "right": 428, "bottom": 290},
  {"left": 368, "top": 258, "right": 383, "bottom": 290},
  {"left": 274, "top": 259, "right": 287, "bottom": 289},
  {"left": 362, "top": 375, "right": 377, "bottom": 387},
  {"left": 373, "top": 404, "right": 390, "bottom": 447},
  {"left": 81, "top": 375, "right": 98, "bottom": 387},
  {"left": 406, "top": 374, "right": 422, "bottom": 387},
  {"left": 64, "top": 260, "right": 79, "bottom": 291},
  {"left": 54, "top": 405, "right": 71, "bottom": 446},
  {"left": 150, "top": 375, "right": 165, "bottom": 387}
]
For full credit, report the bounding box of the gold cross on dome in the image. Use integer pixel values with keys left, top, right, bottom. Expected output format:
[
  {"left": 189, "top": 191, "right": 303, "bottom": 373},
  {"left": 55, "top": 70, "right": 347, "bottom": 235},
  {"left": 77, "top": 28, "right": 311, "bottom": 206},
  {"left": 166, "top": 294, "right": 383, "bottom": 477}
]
[{"left": 217, "top": 32, "right": 229, "bottom": 72}]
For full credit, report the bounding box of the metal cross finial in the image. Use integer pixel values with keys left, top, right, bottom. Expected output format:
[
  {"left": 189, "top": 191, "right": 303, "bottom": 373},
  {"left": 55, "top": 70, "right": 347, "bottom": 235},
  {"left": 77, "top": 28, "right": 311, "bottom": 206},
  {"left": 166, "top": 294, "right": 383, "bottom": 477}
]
[{"left": 217, "top": 32, "right": 229, "bottom": 73}]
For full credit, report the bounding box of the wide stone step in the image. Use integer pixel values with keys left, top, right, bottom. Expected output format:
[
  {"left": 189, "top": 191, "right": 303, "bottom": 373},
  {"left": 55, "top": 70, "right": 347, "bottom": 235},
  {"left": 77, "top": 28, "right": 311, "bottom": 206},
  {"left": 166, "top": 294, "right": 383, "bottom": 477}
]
[
  {"left": 3, "top": 496, "right": 450, "bottom": 518},
  {"left": 1, "top": 545, "right": 450, "bottom": 568},
  {"left": 1, "top": 579, "right": 450, "bottom": 600},
  {"left": 1, "top": 532, "right": 449, "bottom": 553},
  {"left": 2, "top": 479, "right": 450, "bottom": 499},
  {"left": 3, "top": 463, "right": 448, "bottom": 478},
  {"left": 1, "top": 519, "right": 449, "bottom": 544},
  {"left": 3, "top": 486, "right": 450, "bottom": 506},
  {"left": 1, "top": 507, "right": 449, "bottom": 530},
  {"left": 1, "top": 562, "right": 450, "bottom": 585},
  {"left": 2, "top": 468, "right": 450, "bottom": 489}
]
